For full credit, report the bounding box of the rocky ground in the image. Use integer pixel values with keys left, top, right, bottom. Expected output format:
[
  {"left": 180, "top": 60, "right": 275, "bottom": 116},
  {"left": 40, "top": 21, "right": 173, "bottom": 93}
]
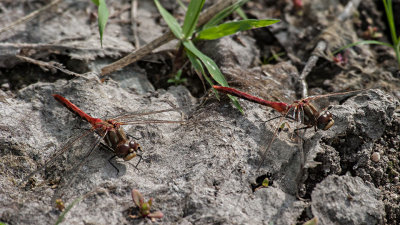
[{"left": 0, "top": 0, "right": 399, "bottom": 224}]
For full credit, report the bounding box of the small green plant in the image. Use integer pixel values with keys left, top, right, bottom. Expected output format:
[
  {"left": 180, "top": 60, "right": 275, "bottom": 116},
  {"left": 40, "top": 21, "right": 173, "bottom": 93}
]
[
  {"left": 55, "top": 199, "right": 65, "bottom": 211},
  {"left": 262, "top": 177, "right": 269, "bottom": 187},
  {"left": 168, "top": 69, "right": 187, "bottom": 85},
  {"left": 130, "top": 189, "right": 163, "bottom": 220},
  {"left": 54, "top": 189, "right": 98, "bottom": 225},
  {"left": 335, "top": 0, "right": 400, "bottom": 68},
  {"left": 303, "top": 217, "right": 318, "bottom": 225},
  {"left": 91, "top": 0, "right": 109, "bottom": 47},
  {"left": 55, "top": 194, "right": 86, "bottom": 225},
  {"left": 263, "top": 52, "right": 286, "bottom": 64},
  {"left": 154, "top": 0, "right": 280, "bottom": 112}
]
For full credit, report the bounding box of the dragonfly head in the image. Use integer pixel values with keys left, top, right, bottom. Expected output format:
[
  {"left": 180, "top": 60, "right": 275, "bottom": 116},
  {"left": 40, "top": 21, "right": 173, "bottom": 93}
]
[
  {"left": 120, "top": 140, "right": 141, "bottom": 161},
  {"left": 317, "top": 111, "right": 334, "bottom": 130}
]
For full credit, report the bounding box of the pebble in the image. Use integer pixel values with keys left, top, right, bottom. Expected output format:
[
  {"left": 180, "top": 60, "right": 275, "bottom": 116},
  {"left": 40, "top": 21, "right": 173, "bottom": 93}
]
[
  {"left": 1, "top": 83, "right": 10, "bottom": 90},
  {"left": 371, "top": 152, "right": 380, "bottom": 162}
]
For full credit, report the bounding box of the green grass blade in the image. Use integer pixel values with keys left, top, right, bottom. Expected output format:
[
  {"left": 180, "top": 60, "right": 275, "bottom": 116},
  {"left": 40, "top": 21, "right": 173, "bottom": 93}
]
[
  {"left": 235, "top": 7, "right": 248, "bottom": 20},
  {"left": 97, "top": 0, "right": 109, "bottom": 47},
  {"left": 202, "top": 0, "right": 250, "bottom": 30},
  {"left": 182, "top": 0, "right": 205, "bottom": 39},
  {"left": 183, "top": 40, "right": 243, "bottom": 113},
  {"left": 398, "top": 34, "right": 400, "bottom": 46},
  {"left": 186, "top": 50, "right": 204, "bottom": 75},
  {"left": 54, "top": 196, "right": 85, "bottom": 225},
  {"left": 154, "top": 0, "right": 184, "bottom": 40},
  {"left": 186, "top": 50, "right": 216, "bottom": 93},
  {"left": 197, "top": 19, "right": 280, "bottom": 40},
  {"left": 333, "top": 40, "right": 393, "bottom": 54},
  {"left": 395, "top": 38, "right": 400, "bottom": 68},
  {"left": 396, "top": 37, "right": 400, "bottom": 50},
  {"left": 383, "top": 0, "right": 398, "bottom": 45},
  {"left": 176, "top": 0, "right": 187, "bottom": 11},
  {"left": 186, "top": 50, "right": 207, "bottom": 81},
  {"left": 229, "top": 95, "right": 243, "bottom": 113},
  {"left": 54, "top": 189, "right": 98, "bottom": 225},
  {"left": 183, "top": 40, "right": 227, "bottom": 86},
  {"left": 91, "top": 0, "right": 99, "bottom": 6}
]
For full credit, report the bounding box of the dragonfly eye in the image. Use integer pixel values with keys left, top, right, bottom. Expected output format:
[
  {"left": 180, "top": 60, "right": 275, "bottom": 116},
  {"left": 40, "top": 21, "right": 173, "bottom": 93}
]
[
  {"left": 130, "top": 141, "right": 141, "bottom": 152},
  {"left": 317, "top": 111, "right": 334, "bottom": 130},
  {"left": 116, "top": 142, "right": 134, "bottom": 161},
  {"left": 121, "top": 141, "right": 140, "bottom": 161}
]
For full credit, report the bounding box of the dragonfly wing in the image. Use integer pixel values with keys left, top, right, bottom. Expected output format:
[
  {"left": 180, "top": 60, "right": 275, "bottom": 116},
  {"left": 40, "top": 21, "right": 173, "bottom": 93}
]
[
  {"left": 257, "top": 112, "right": 289, "bottom": 171},
  {"left": 121, "top": 119, "right": 185, "bottom": 125},
  {"left": 51, "top": 131, "right": 105, "bottom": 203},
  {"left": 117, "top": 107, "right": 187, "bottom": 125},
  {"left": 21, "top": 129, "right": 94, "bottom": 186},
  {"left": 295, "top": 89, "right": 367, "bottom": 120},
  {"left": 305, "top": 89, "right": 367, "bottom": 102},
  {"left": 112, "top": 107, "right": 189, "bottom": 121}
]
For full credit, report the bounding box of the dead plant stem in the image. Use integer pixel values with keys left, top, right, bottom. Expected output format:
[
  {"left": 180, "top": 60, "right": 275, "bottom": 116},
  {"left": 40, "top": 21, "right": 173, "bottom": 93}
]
[{"left": 298, "top": 0, "right": 361, "bottom": 98}]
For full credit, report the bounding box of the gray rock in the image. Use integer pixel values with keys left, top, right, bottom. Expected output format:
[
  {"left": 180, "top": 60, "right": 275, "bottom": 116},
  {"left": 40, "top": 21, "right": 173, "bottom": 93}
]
[
  {"left": 199, "top": 35, "right": 260, "bottom": 69},
  {"left": 311, "top": 175, "right": 384, "bottom": 225},
  {"left": 0, "top": 71, "right": 307, "bottom": 224},
  {"left": 0, "top": 71, "right": 396, "bottom": 224}
]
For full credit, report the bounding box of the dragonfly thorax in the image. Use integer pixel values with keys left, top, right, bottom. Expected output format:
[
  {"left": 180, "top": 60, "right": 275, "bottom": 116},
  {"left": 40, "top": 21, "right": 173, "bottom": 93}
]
[{"left": 105, "top": 127, "right": 141, "bottom": 161}]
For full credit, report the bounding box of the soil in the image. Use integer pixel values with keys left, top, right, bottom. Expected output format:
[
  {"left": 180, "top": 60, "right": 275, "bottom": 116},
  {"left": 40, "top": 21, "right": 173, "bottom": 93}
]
[{"left": 0, "top": 0, "right": 399, "bottom": 224}]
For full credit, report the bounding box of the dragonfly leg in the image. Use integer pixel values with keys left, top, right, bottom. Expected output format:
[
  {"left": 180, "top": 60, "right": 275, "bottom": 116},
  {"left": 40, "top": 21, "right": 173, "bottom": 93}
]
[
  {"left": 108, "top": 155, "right": 120, "bottom": 175},
  {"left": 100, "top": 142, "right": 115, "bottom": 153},
  {"left": 125, "top": 133, "right": 143, "bottom": 171},
  {"left": 134, "top": 154, "right": 143, "bottom": 171},
  {"left": 126, "top": 133, "right": 142, "bottom": 141},
  {"left": 99, "top": 143, "right": 120, "bottom": 175},
  {"left": 293, "top": 125, "right": 312, "bottom": 132},
  {"left": 290, "top": 126, "right": 313, "bottom": 141},
  {"left": 264, "top": 115, "right": 284, "bottom": 123},
  {"left": 262, "top": 113, "right": 305, "bottom": 125}
]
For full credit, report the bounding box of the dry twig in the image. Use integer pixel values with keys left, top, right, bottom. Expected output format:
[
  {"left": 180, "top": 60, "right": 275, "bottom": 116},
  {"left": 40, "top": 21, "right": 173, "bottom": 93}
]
[
  {"left": 298, "top": 0, "right": 361, "bottom": 98},
  {"left": 16, "top": 55, "right": 84, "bottom": 78}
]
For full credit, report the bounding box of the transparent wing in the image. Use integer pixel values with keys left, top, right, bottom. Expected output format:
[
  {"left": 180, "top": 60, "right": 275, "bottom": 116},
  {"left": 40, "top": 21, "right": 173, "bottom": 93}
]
[
  {"left": 305, "top": 89, "right": 367, "bottom": 102},
  {"left": 115, "top": 107, "right": 188, "bottom": 125},
  {"left": 121, "top": 119, "right": 185, "bottom": 125},
  {"left": 112, "top": 107, "right": 188, "bottom": 121},
  {"left": 51, "top": 131, "right": 106, "bottom": 203},
  {"left": 21, "top": 129, "right": 95, "bottom": 186},
  {"left": 305, "top": 89, "right": 367, "bottom": 118},
  {"left": 257, "top": 110, "right": 290, "bottom": 171}
]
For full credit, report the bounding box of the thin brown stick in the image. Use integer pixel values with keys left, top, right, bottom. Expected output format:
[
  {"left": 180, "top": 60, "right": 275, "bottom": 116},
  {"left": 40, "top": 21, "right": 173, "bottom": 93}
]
[
  {"left": 16, "top": 55, "right": 84, "bottom": 78},
  {"left": 0, "top": 42, "right": 131, "bottom": 54},
  {"left": 0, "top": 0, "right": 61, "bottom": 34},
  {"left": 100, "top": 0, "right": 237, "bottom": 77},
  {"left": 297, "top": 0, "right": 361, "bottom": 98}
]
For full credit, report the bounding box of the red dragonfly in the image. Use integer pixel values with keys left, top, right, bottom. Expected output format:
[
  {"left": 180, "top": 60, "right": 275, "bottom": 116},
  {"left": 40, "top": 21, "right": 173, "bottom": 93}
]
[
  {"left": 213, "top": 85, "right": 364, "bottom": 169},
  {"left": 23, "top": 94, "right": 184, "bottom": 188}
]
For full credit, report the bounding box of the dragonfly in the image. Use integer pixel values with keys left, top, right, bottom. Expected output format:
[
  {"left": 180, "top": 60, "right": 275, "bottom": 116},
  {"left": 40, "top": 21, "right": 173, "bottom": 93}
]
[
  {"left": 22, "top": 94, "right": 185, "bottom": 191},
  {"left": 212, "top": 85, "right": 365, "bottom": 170}
]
